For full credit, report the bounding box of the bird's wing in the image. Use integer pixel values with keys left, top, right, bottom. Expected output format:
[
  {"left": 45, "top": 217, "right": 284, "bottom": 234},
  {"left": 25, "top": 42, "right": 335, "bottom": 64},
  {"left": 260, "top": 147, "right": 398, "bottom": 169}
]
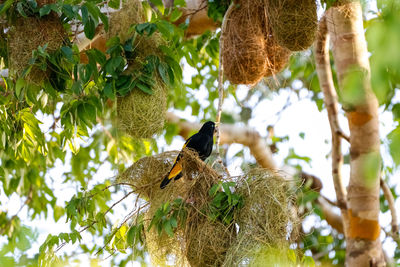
[{"left": 167, "top": 136, "right": 193, "bottom": 179}]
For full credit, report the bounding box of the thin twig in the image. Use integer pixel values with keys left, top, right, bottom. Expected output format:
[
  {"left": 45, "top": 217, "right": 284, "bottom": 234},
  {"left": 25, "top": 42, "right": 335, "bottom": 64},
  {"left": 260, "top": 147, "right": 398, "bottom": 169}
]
[
  {"left": 96, "top": 117, "right": 115, "bottom": 141},
  {"left": 95, "top": 202, "right": 148, "bottom": 256},
  {"left": 55, "top": 190, "right": 136, "bottom": 253},
  {"left": 214, "top": 3, "right": 234, "bottom": 177},
  {"left": 85, "top": 182, "right": 134, "bottom": 199},
  {"left": 321, "top": 195, "right": 338, "bottom": 207},
  {"left": 336, "top": 129, "right": 350, "bottom": 143},
  {"left": 381, "top": 178, "right": 399, "bottom": 235}
]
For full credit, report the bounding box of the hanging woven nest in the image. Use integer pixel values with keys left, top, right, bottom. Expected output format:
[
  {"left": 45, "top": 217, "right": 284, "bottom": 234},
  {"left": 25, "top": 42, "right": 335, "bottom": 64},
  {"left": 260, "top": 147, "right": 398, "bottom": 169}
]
[
  {"left": 109, "top": 0, "right": 168, "bottom": 138},
  {"left": 222, "top": 0, "right": 291, "bottom": 84},
  {"left": 7, "top": 13, "right": 66, "bottom": 84},
  {"left": 266, "top": 0, "right": 318, "bottom": 51},
  {"left": 221, "top": 1, "right": 268, "bottom": 85},
  {"left": 116, "top": 73, "right": 167, "bottom": 139},
  {"left": 223, "top": 169, "right": 300, "bottom": 266}
]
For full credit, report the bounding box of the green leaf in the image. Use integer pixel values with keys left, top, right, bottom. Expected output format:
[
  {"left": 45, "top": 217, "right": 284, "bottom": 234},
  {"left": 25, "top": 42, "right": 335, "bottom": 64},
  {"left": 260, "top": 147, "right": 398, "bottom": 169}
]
[
  {"left": 16, "top": 2, "right": 27, "bottom": 17},
  {"left": 108, "top": 0, "right": 120, "bottom": 9},
  {"left": 136, "top": 83, "right": 153, "bottom": 95},
  {"left": 158, "top": 62, "right": 170, "bottom": 85},
  {"left": 209, "top": 184, "right": 220, "bottom": 197},
  {"left": 150, "top": 0, "right": 164, "bottom": 14},
  {"left": 86, "top": 48, "right": 106, "bottom": 65},
  {"left": 127, "top": 226, "right": 136, "bottom": 244},
  {"left": 54, "top": 206, "right": 64, "bottom": 222},
  {"left": 135, "top": 23, "right": 157, "bottom": 36},
  {"left": 155, "top": 20, "right": 175, "bottom": 38},
  {"left": 84, "top": 103, "right": 96, "bottom": 125},
  {"left": 392, "top": 103, "right": 400, "bottom": 120},
  {"left": 0, "top": 0, "right": 14, "bottom": 15},
  {"left": 81, "top": 5, "right": 89, "bottom": 24},
  {"left": 71, "top": 81, "right": 82, "bottom": 94},
  {"left": 98, "top": 11, "right": 109, "bottom": 31},
  {"left": 84, "top": 17, "right": 96, "bottom": 39},
  {"left": 222, "top": 182, "right": 232, "bottom": 195},
  {"left": 163, "top": 221, "right": 173, "bottom": 237},
  {"left": 61, "top": 46, "right": 74, "bottom": 62},
  {"left": 15, "top": 78, "right": 26, "bottom": 98},
  {"left": 170, "top": 217, "right": 177, "bottom": 228},
  {"left": 164, "top": 55, "right": 182, "bottom": 80},
  {"left": 302, "top": 255, "right": 316, "bottom": 267},
  {"left": 104, "top": 81, "right": 115, "bottom": 100},
  {"left": 169, "top": 8, "right": 183, "bottom": 22},
  {"left": 84, "top": 2, "right": 100, "bottom": 23},
  {"left": 389, "top": 126, "right": 400, "bottom": 165},
  {"left": 62, "top": 4, "right": 77, "bottom": 19},
  {"left": 39, "top": 5, "right": 52, "bottom": 17}
]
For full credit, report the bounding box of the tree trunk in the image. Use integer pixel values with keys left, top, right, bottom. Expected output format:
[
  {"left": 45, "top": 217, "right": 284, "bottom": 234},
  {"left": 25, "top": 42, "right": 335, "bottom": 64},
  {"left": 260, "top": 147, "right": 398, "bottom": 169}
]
[{"left": 327, "top": 2, "right": 385, "bottom": 266}]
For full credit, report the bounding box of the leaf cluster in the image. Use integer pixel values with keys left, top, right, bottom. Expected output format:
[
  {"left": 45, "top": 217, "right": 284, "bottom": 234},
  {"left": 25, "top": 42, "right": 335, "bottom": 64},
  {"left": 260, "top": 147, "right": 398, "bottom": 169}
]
[
  {"left": 207, "top": 181, "right": 244, "bottom": 225},
  {"left": 148, "top": 198, "right": 187, "bottom": 237}
]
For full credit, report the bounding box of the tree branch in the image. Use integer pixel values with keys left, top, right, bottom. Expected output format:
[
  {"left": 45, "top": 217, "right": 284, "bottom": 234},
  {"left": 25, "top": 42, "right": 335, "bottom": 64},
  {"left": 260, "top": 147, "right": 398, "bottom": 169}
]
[
  {"left": 318, "top": 196, "right": 344, "bottom": 234},
  {"left": 166, "top": 112, "right": 277, "bottom": 170},
  {"left": 380, "top": 178, "right": 399, "bottom": 235},
  {"left": 315, "top": 15, "right": 348, "bottom": 212}
]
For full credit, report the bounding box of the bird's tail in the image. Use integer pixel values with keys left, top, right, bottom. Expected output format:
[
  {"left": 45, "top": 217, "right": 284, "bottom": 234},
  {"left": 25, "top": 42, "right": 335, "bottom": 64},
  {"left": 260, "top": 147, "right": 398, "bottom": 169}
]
[
  {"left": 174, "top": 173, "right": 183, "bottom": 181},
  {"left": 160, "top": 175, "right": 171, "bottom": 189},
  {"left": 160, "top": 173, "right": 183, "bottom": 189}
]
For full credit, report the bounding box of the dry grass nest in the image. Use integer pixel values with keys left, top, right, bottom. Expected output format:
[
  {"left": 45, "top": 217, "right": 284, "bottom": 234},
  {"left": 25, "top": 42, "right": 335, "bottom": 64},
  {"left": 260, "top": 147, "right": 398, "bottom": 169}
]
[
  {"left": 107, "top": 0, "right": 146, "bottom": 43},
  {"left": 106, "top": 0, "right": 163, "bottom": 52},
  {"left": 222, "top": 0, "right": 291, "bottom": 85},
  {"left": 7, "top": 13, "right": 66, "bottom": 84},
  {"left": 116, "top": 72, "right": 167, "bottom": 139},
  {"left": 110, "top": 0, "right": 167, "bottom": 138},
  {"left": 118, "top": 149, "right": 300, "bottom": 266},
  {"left": 223, "top": 170, "right": 300, "bottom": 266},
  {"left": 266, "top": 0, "right": 318, "bottom": 51}
]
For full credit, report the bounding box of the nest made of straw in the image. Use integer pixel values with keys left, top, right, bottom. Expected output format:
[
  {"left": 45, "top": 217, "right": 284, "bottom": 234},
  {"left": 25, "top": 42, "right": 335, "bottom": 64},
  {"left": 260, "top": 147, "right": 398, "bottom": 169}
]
[
  {"left": 116, "top": 73, "right": 167, "bottom": 138},
  {"left": 222, "top": 1, "right": 268, "bottom": 85},
  {"left": 110, "top": 0, "right": 168, "bottom": 138},
  {"left": 223, "top": 170, "right": 300, "bottom": 266},
  {"left": 266, "top": 0, "right": 318, "bottom": 51},
  {"left": 107, "top": 0, "right": 147, "bottom": 43},
  {"left": 222, "top": 0, "right": 291, "bottom": 85},
  {"left": 7, "top": 13, "right": 66, "bottom": 84},
  {"left": 119, "top": 150, "right": 300, "bottom": 266},
  {"left": 119, "top": 149, "right": 236, "bottom": 266}
]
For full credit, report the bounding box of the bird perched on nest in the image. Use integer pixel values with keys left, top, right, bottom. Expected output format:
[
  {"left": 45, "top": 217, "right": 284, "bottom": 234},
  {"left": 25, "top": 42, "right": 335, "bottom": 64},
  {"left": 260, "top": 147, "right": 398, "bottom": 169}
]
[{"left": 160, "top": 121, "right": 216, "bottom": 189}]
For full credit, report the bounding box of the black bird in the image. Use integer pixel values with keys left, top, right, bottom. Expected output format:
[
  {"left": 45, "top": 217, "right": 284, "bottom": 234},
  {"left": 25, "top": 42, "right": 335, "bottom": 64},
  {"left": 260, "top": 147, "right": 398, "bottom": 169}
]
[{"left": 160, "top": 121, "right": 215, "bottom": 189}]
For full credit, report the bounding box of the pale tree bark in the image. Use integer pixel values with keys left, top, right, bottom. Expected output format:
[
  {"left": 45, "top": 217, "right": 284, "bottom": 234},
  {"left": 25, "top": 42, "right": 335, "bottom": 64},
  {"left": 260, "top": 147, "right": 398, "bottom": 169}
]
[
  {"left": 315, "top": 15, "right": 349, "bottom": 235},
  {"left": 315, "top": 15, "right": 348, "bottom": 209},
  {"left": 327, "top": 1, "right": 385, "bottom": 265}
]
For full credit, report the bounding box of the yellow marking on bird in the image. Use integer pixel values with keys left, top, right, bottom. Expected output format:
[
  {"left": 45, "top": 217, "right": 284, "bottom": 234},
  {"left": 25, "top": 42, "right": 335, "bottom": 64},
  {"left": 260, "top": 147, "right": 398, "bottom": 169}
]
[
  {"left": 168, "top": 162, "right": 182, "bottom": 179},
  {"left": 182, "top": 137, "right": 191, "bottom": 149}
]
